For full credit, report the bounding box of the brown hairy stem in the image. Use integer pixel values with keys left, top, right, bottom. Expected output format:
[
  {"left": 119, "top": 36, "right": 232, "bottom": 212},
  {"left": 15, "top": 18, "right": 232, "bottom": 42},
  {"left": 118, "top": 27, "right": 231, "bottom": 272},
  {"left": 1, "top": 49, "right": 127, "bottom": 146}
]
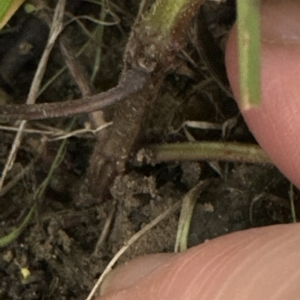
[
  {"left": 78, "top": 74, "right": 164, "bottom": 204},
  {"left": 0, "top": 69, "right": 149, "bottom": 120}
]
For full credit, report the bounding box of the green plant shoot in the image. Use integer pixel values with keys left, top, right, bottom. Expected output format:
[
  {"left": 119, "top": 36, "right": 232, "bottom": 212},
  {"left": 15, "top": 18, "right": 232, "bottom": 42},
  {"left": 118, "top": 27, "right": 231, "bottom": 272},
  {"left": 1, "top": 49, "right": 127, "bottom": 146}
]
[
  {"left": 237, "top": 0, "right": 261, "bottom": 108},
  {"left": 143, "top": 0, "right": 204, "bottom": 46}
]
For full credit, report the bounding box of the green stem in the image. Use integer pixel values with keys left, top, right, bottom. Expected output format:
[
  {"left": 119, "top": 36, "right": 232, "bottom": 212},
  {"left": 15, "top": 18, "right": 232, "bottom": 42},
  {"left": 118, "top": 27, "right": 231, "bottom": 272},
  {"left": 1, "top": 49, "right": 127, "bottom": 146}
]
[
  {"left": 147, "top": 142, "right": 272, "bottom": 164},
  {"left": 237, "top": 0, "right": 261, "bottom": 108},
  {"left": 142, "top": 0, "right": 205, "bottom": 48},
  {"left": 145, "top": 0, "right": 203, "bottom": 34}
]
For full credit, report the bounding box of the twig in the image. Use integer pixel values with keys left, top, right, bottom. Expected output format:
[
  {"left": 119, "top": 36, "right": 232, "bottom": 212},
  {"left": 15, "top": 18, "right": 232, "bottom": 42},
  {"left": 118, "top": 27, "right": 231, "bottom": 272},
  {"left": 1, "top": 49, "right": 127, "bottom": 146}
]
[
  {"left": 0, "top": 0, "right": 66, "bottom": 190},
  {"left": 58, "top": 35, "right": 108, "bottom": 130},
  {"left": 59, "top": 37, "right": 94, "bottom": 97}
]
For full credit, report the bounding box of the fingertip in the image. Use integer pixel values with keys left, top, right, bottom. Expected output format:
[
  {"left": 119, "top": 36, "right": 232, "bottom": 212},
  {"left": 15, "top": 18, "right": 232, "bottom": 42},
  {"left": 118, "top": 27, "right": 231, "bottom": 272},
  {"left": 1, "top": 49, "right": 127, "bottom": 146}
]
[
  {"left": 99, "top": 253, "right": 175, "bottom": 297},
  {"left": 225, "top": 0, "right": 300, "bottom": 188},
  {"left": 96, "top": 224, "right": 300, "bottom": 300}
]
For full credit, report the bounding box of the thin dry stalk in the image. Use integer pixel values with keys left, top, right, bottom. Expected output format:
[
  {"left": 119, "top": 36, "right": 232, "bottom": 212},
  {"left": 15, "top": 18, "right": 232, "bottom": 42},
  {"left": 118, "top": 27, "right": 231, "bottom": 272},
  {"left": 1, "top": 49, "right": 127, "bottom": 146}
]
[
  {"left": 59, "top": 36, "right": 107, "bottom": 129},
  {"left": 0, "top": 0, "right": 66, "bottom": 190},
  {"left": 59, "top": 37, "right": 94, "bottom": 97},
  {"left": 175, "top": 180, "right": 215, "bottom": 252},
  {"left": 0, "top": 124, "right": 57, "bottom": 135},
  {"left": 49, "top": 122, "right": 112, "bottom": 141},
  {"left": 92, "top": 200, "right": 117, "bottom": 257},
  {"left": 0, "top": 161, "right": 34, "bottom": 197}
]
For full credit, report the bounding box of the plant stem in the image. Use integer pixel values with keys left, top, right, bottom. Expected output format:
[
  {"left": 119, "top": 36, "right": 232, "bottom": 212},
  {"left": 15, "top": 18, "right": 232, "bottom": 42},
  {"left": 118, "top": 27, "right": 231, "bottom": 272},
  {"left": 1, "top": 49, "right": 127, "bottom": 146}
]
[
  {"left": 143, "top": 0, "right": 205, "bottom": 47},
  {"left": 147, "top": 142, "right": 272, "bottom": 164},
  {"left": 237, "top": 0, "right": 261, "bottom": 108}
]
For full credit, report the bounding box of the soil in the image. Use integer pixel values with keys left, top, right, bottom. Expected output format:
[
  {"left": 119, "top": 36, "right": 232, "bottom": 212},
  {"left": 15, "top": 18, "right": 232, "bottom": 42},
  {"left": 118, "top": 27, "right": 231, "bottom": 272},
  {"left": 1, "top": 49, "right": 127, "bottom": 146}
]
[{"left": 0, "top": 1, "right": 299, "bottom": 299}]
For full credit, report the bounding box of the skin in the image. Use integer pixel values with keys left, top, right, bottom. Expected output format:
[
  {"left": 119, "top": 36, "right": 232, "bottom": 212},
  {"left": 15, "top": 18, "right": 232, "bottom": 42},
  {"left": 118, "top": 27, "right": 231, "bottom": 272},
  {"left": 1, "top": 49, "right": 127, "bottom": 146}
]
[
  {"left": 227, "top": 0, "right": 300, "bottom": 188},
  {"left": 98, "top": 224, "right": 300, "bottom": 300},
  {"left": 96, "top": 1, "right": 300, "bottom": 299}
]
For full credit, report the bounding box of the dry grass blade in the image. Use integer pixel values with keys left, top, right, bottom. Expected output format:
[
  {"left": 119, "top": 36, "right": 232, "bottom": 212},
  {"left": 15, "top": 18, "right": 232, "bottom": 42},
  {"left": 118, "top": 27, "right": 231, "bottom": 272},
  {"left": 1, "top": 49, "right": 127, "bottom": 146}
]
[
  {"left": 92, "top": 200, "right": 117, "bottom": 257},
  {"left": 175, "top": 180, "right": 213, "bottom": 252},
  {"left": 289, "top": 184, "right": 297, "bottom": 223}
]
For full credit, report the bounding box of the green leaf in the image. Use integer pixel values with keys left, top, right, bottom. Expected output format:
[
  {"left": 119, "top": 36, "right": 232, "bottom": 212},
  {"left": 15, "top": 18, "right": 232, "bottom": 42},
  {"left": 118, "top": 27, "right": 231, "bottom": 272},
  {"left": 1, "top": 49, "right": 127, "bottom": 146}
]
[
  {"left": 0, "top": 0, "right": 12, "bottom": 22},
  {"left": 0, "top": 0, "right": 25, "bottom": 29}
]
